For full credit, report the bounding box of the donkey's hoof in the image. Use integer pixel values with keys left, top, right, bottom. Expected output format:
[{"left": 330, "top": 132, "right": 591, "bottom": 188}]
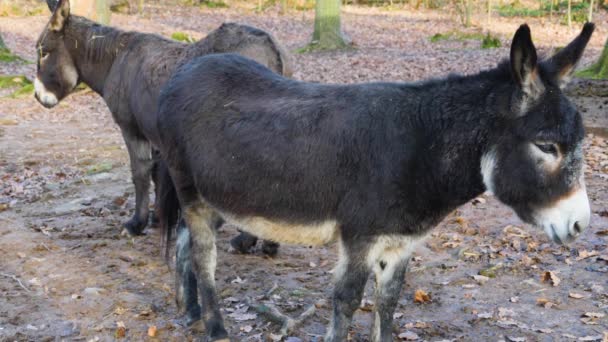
[
  {"left": 149, "top": 211, "right": 160, "bottom": 227},
  {"left": 230, "top": 233, "right": 257, "bottom": 254},
  {"left": 186, "top": 317, "right": 204, "bottom": 333},
  {"left": 261, "top": 240, "right": 279, "bottom": 257},
  {"left": 124, "top": 216, "right": 147, "bottom": 236}
]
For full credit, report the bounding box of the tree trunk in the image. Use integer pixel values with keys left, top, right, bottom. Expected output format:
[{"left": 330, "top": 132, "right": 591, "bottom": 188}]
[
  {"left": 72, "top": 0, "right": 111, "bottom": 24},
  {"left": 567, "top": 0, "right": 572, "bottom": 29},
  {"left": 312, "top": 0, "right": 347, "bottom": 50},
  {"left": 588, "top": 0, "right": 594, "bottom": 22},
  {"left": 487, "top": 0, "right": 491, "bottom": 26},
  {"left": 466, "top": 0, "right": 471, "bottom": 27},
  {"left": 578, "top": 37, "right": 608, "bottom": 79}
]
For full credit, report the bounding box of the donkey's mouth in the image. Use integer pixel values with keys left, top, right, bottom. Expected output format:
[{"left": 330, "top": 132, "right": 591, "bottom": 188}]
[
  {"left": 34, "top": 92, "right": 58, "bottom": 109},
  {"left": 544, "top": 223, "right": 579, "bottom": 245}
]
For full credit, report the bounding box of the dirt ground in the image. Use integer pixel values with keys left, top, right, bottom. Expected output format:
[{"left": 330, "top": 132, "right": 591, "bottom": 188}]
[{"left": 1, "top": 4, "right": 608, "bottom": 342}]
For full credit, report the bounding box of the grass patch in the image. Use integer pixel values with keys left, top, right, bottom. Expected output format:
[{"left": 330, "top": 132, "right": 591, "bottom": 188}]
[
  {"left": 0, "top": 47, "right": 29, "bottom": 63},
  {"left": 170, "top": 32, "right": 195, "bottom": 43},
  {"left": 200, "top": 0, "right": 229, "bottom": 8},
  {"left": 295, "top": 40, "right": 355, "bottom": 53},
  {"left": 496, "top": 4, "right": 544, "bottom": 17},
  {"left": 429, "top": 31, "right": 485, "bottom": 43},
  {"left": 0, "top": 75, "right": 34, "bottom": 98},
  {"left": 496, "top": 1, "right": 589, "bottom": 24},
  {"left": 481, "top": 33, "right": 501, "bottom": 49},
  {"left": 0, "top": 2, "right": 45, "bottom": 17},
  {"left": 180, "top": 0, "right": 229, "bottom": 8},
  {"left": 86, "top": 162, "right": 113, "bottom": 175}
]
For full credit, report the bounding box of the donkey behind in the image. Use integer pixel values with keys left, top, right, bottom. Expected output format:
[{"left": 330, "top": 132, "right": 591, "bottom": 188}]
[
  {"left": 34, "top": 0, "right": 285, "bottom": 255},
  {"left": 157, "top": 24, "right": 593, "bottom": 341}
]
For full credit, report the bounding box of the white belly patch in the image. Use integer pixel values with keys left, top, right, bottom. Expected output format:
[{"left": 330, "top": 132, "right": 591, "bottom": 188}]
[{"left": 220, "top": 214, "right": 339, "bottom": 246}]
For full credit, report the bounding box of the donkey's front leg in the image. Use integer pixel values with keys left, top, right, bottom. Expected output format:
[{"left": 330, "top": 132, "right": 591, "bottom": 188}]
[
  {"left": 122, "top": 133, "right": 152, "bottom": 235},
  {"left": 183, "top": 202, "right": 228, "bottom": 341},
  {"left": 370, "top": 254, "right": 409, "bottom": 342},
  {"left": 325, "top": 242, "right": 370, "bottom": 342}
]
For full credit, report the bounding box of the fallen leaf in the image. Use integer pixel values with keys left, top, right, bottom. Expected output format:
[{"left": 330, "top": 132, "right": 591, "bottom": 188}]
[
  {"left": 472, "top": 197, "right": 486, "bottom": 204},
  {"left": 147, "top": 326, "right": 157, "bottom": 337},
  {"left": 398, "top": 331, "right": 419, "bottom": 340},
  {"left": 506, "top": 337, "right": 525, "bottom": 342},
  {"left": 581, "top": 317, "right": 599, "bottom": 325},
  {"left": 269, "top": 333, "right": 283, "bottom": 341},
  {"left": 472, "top": 275, "right": 490, "bottom": 284},
  {"left": 240, "top": 325, "right": 252, "bottom": 333},
  {"left": 231, "top": 276, "right": 245, "bottom": 284},
  {"left": 536, "top": 298, "right": 556, "bottom": 308},
  {"left": 393, "top": 312, "right": 404, "bottom": 319},
  {"left": 576, "top": 250, "right": 600, "bottom": 261},
  {"left": 578, "top": 335, "right": 603, "bottom": 341},
  {"left": 569, "top": 292, "right": 585, "bottom": 299},
  {"left": 414, "top": 289, "right": 431, "bottom": 303},
  {"left": 583, "top": 312, "right": 605, "bottom": 318},
  {"left": 541, "top": 271, "right": 560, "bottom": 287},
  {"left": 115, "top": 322, "right": 126, "bottom": 339},
  {"left": 360, "top": 299, "right": 375, "bottom": 311},
  {"left": 227, "top": 312, "right": 257, "bottom": 321},
  {"left": 498, "top": 307, "right": 515, "bottom": 318},
  {"left": 477, "top": 312, "right": 493, "bottom": 319}
]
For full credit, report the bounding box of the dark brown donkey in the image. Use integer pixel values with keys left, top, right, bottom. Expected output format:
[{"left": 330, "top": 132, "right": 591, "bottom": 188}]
[{"left": 34, "top": 0, "right": 287, "bottom": 246}]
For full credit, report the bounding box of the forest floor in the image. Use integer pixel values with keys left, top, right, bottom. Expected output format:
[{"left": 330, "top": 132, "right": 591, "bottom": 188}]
[{"left": 0, "top": 4, "right": 607, "bottom": 341}]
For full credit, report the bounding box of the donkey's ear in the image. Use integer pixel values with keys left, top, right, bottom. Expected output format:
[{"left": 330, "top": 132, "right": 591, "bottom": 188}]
[
  {"left": 544, "top": 22, "right": 595, "bottom": 88},
  {"left": 46, "top": 0, "right": 59, "bottom": 12},
  {"left": 510, "top": 24, "right": 541, "bottom": 96},
  {"left": 50, "top": 0, "right": 70, "bottom": 32}
]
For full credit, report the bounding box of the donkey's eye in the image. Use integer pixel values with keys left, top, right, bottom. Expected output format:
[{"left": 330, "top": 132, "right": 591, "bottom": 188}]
[{"left": 534, "top": 142, "right": 558, "bottom": 155}]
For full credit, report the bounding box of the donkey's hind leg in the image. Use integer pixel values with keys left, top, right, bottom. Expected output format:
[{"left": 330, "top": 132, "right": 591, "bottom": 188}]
[
  {"left": 175, "top": 218, "right": 201, "bottom": 325},
  {"left": 325, "top": 241, "right": 370, "bottom": 342},
  {"left": 181, "top": 199, "right": 228, "bottom": 341},
  {"left": 175, "top": 215, "right": 226, "bottom": 327},
  {"left": 122, "top": 132, "right": 153, "bottom": 235}
]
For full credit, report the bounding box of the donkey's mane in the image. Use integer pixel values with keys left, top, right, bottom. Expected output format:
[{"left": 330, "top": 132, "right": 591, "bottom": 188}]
[
  {"left": 64, "top": 15, "right": 173, "bottom": 64},
  {"left": 416, "top": 60, "right": 512, "bottom": 90}
]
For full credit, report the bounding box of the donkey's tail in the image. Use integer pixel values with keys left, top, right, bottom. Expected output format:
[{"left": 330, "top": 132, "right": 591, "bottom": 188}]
[{"left": 155, "top": 158, "right": 180, "bottom": 262}]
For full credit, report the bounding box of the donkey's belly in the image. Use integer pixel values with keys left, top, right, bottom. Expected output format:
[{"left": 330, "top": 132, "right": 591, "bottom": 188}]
[{"left": 220, "top": 213, "right": 338, "bottom": 246}]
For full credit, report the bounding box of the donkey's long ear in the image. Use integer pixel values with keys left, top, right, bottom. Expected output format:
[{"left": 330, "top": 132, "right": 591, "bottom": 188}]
[
  {"left": 46, "top": 0, "right": 59, "bottom": 12},
  {"left": 50, "top": 0, "right": 70, "bottom": 32},
  {"left": 544, "top": 22, "right": 595, "bottom": 88},
  {"left": 510, "top": 24, "right": 541, "bottom": 96}
]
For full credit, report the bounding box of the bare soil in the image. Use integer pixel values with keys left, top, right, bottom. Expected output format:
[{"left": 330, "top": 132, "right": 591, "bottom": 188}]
[{"left": 1, "top": 5, "right": 607, "bottom": 342}]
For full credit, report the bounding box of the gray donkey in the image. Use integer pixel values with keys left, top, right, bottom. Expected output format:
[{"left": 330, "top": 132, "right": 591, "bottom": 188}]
[{"left": 34, "top": 0, "right": 286, "bottom": 254}]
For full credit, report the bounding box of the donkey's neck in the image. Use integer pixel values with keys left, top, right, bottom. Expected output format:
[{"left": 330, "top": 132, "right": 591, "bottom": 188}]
[
  {"left": 64, "top": 16, "right": 129, "bottom": 94},
  {"left": 399, "top": 67, "right": 511, "bottom": 211}
]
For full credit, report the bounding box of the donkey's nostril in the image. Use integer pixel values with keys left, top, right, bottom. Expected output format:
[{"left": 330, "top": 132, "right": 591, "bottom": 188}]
[{"left": 573, "top": 221, "right": 582, "bottom": 234}]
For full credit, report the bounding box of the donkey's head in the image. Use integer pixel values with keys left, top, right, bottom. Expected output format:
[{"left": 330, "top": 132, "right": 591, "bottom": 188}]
[
  {"left": 34, "top": 0, "right": 78, "bottom": 108},
  {"left": 482, "top": 23, "right": 594, "bottom": 244}
]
